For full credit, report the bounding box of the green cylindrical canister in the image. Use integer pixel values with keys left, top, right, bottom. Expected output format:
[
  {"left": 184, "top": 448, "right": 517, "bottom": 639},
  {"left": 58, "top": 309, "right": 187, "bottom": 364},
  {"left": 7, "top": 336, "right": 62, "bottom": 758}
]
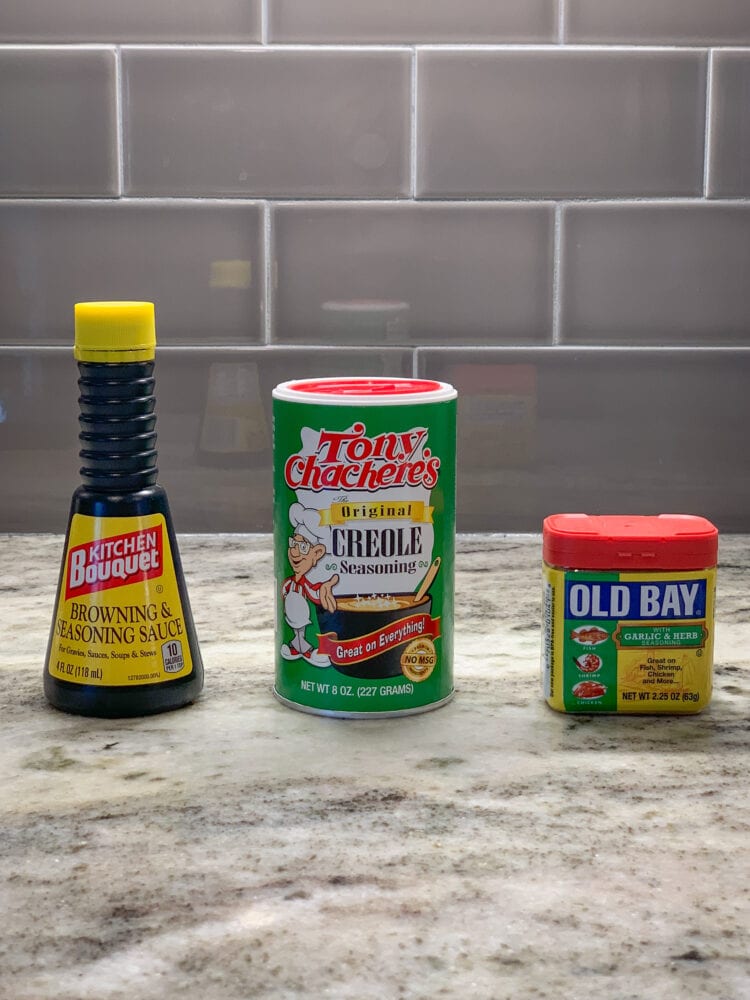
[{"left": 273, "top": 377, "right": 457, "bottom": 718}]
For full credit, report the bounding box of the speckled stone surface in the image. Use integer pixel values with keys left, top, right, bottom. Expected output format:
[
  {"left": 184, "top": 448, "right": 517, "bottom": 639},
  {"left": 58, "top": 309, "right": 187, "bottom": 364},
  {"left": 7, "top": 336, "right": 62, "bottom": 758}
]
[{"left": 1, "top": 533, "right": 749, "bottom": 1000}]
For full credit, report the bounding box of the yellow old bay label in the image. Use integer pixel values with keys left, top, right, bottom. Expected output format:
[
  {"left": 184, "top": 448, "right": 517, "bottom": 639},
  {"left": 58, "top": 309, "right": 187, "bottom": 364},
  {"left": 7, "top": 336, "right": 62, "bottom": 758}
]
[
  {"left": 48, "top": 513, "right": 192, "bottom": 686},
  {"left": 543, "top": 565, "right": 715, "bottom": 713}
]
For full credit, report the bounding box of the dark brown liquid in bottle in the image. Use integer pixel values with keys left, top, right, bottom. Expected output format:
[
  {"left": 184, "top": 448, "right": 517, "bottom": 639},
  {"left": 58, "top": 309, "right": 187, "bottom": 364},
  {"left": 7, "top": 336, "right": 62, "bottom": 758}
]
[{"left": 44, "top": 360, "right": 204, "bottom": 717}]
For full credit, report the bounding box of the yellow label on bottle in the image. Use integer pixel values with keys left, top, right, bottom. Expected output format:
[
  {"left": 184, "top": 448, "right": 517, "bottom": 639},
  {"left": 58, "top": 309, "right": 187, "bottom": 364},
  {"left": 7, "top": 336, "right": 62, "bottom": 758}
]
[{"left": 47, "top": 513, "right": 192, "bottom": 687}]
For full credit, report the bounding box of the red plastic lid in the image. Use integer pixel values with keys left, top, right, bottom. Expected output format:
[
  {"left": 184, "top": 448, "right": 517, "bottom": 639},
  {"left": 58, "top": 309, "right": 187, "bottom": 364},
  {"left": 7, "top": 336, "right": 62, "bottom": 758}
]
[
  {"left": 543, "top": 514, "right": 718, "bottom": 570},
  {"left": 273, "top": 377, "right": 456, "bottom": 405},
  {"left": 290, "top": 378, "right": 443, "bottom": 396}
]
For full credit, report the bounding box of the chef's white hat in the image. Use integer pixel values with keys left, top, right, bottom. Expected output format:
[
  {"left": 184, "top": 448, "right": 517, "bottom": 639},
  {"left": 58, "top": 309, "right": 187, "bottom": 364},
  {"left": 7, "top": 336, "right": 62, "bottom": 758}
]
[{"left": 289, "top": 503, "right": 325, "bottom": 546}]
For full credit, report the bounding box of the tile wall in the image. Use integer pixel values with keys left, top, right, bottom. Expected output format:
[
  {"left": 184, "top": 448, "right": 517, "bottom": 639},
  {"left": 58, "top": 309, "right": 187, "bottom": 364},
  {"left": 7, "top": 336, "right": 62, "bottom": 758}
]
[{"left": 1, "top": 2, "right": 749, "bottom": 531}]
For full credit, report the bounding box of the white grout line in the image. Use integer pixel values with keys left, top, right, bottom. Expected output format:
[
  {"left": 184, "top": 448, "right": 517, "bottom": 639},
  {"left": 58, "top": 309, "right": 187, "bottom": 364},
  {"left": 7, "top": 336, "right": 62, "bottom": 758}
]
[
  {"left": 410, "top": 49, "right": 418, "bottom": 198},
  {"left": 260, "top": 0, "right": 269, "bottom": 45},
  {"left": 263, "top": 202, "right": 273, "bottom": 345},
  {"left": 114, "top": 47, "right": 125, "bottom": 197},
  {"left": 551, "top": 204, "right": 563, "bottom": 344},
  {"left": 2, "top": 196, "right": 750, "bottom": 209},
  {"left": 0, "top": 43, "right": 119, "bottom": 51},
  {"left": 112, "top": 43, "right": 413, "bottom": 53},
  {"left": 412, "top": 349, "right": 420, "bottom": 378},
  {"left": 703, "top": 50, "right": 715, "bottom": 198},
  {"left": 395, "top": 344, "right": 750, "bottom": 354},
  {"left": 2, "top": 41, "right": 739, "bottom": 54},
  {"left": 6, "top": 343, "right": 750, "bottom": 355},
  {"left": 1, "top": 41, "right": 750, "bottom": 52},
  {"left": 558, "top": 0, "right": 567, "bottom": 45},
  {"left": 256, "top": 196, "right": 750, "bottom": 208},
  {"left": 413, "top": 43, "right": 735, "bottom": 53}
]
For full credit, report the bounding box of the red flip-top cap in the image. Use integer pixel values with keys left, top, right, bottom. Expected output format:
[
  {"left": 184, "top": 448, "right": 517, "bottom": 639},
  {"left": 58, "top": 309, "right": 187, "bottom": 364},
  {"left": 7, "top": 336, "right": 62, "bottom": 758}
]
[{"left": 543, "top": 514, "right": 718, "bottom": 570}]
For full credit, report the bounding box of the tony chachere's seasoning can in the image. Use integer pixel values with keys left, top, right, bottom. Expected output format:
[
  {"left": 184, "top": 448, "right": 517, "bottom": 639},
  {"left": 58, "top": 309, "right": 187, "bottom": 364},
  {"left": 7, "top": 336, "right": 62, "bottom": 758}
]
[
  {"left": 273, "top": 377, "right": 457, "bottom": 718},
  {"left": 542, "top": 514, "right": 718, "bottom": 714}
]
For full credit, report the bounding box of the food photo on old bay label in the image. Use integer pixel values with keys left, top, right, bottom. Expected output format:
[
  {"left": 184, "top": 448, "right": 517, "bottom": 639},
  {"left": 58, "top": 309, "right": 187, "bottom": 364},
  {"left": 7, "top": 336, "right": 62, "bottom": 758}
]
[{"left": 272, "top": 377, "right": 456, "bottom": 718}]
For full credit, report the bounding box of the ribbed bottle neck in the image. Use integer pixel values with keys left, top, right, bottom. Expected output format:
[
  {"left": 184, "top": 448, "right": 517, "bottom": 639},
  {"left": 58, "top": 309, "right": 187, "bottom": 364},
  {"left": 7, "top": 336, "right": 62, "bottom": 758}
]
[{"left": 78, "top": 361, "right": 159, "bottom": 492}]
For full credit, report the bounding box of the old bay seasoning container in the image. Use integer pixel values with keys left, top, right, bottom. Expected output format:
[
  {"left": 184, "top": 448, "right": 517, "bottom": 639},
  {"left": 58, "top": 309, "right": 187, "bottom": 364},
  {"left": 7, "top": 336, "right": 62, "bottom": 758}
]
[
  {"left": 273, "top": 377, "right": 457, "bottom": 717},
  {"left": 542, "top": 514, "right": 718, "bottom": 713}
]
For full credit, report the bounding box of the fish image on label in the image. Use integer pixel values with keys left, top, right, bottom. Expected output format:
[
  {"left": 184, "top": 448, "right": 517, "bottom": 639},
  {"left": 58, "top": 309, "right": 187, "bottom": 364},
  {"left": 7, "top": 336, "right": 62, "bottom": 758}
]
[
  {"left": 44, "top": 302, "right": 204, "bottom": 717},
  {"left": 272, "top": 377, "right": 457, "bottom": 718}
]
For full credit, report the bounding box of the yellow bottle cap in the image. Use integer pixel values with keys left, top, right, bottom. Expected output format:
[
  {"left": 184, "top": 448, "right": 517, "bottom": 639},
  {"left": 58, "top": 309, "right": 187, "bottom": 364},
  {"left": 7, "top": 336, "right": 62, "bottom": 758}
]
[{"left": 74, "top": 301, "right": 156, "bottom": 362}]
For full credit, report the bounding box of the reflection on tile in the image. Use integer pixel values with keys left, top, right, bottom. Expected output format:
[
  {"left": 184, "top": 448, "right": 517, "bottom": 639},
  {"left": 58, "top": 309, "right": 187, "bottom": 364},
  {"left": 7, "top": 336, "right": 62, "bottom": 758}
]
[
  {"left": 567, "top": 0, "right": 750, "bottom": 43},
  {"left": 269, "top": 0, "right": 555, "bottom": 42},
  {"left": 0, "top": 351, "right": 78, "bottom": 533},
  {"left": 447, "top": 361, "right": 538, "bottom": 471},
  {"left": 0, "top": 348, "right": 412, "bottom": 532},
  {"left": 272, "top": 203, "right": 553, "bottom": 345},
  {"left": 419, "top": 349, "right": 750, "bottom": 532},
  {"left": 561, "top": 204, "right": 750, "bottom": 344},
  {"left": 0, "top": 202, "right": 263, "bottom": 345},
  {"left": 124, "top": 49, "right": 410, "bottom": 198},
  {"left": 709, "top": 53, "right": 750, "bottom": 198},
  {"left": 0, "top": 0, "right": 260, "bottom": 41},
  {"left": 417, "top": 50, "right": 705, "bottom": 197},
  {"left": 0, "top": 49, "right": 117, "bottom": 196}
]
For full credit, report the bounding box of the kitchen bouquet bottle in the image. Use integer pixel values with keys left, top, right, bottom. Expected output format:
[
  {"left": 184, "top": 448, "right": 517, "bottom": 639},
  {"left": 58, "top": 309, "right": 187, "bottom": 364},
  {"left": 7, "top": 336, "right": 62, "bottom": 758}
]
[{"left": 44, "top": 302, "right": 204, "bottom": 717}]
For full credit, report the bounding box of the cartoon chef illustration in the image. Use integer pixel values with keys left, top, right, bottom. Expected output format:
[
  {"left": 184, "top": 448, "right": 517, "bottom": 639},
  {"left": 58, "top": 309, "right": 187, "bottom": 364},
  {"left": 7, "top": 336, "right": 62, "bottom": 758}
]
[{"left": 281, "top": 503, "right": 339, "bottom": 666}]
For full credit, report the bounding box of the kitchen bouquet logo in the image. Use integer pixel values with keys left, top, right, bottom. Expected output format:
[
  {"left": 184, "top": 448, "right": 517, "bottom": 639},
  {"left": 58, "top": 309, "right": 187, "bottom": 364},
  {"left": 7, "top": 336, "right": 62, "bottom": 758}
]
[
  {"left": 65, "top": 524, "right": 164, "bottom": 600},
  {"left": 283, "top": 422, "right": 441, "bottom": 493}
]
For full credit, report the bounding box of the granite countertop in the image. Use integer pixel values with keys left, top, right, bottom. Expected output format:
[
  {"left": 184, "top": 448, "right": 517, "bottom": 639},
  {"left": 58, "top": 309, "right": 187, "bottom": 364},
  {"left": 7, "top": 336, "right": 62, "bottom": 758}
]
[{"left": 1, "top": 533, "right": 749, "bottom": 1000}]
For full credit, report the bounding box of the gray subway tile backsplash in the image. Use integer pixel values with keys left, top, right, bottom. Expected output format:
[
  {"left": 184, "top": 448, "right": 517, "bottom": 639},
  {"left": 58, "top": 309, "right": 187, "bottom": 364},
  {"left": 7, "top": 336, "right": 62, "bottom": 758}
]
[
  {"left": 123, "top": 48, "right": 411, "bottom": 198},
  {"left": 0, "top": 0, "right": 261, "bottom": 42},
  {"left": 0, "top": 202, "right": 264, "bottom": 345},
  {"left": 3, "top": 345, "right": 748, "bottom": 531},
  {"left": 2, "top": 20, "right": 750, "bottom": 532},
  {"left": 271, "top": 203, "right": 554, "bottom": 345},
  {"left": 0, "top": 49, "right": 117, "bottom": 196},
  {"left": 269, "top": 0, "right": 556, "bottom": 43},
  {"left": 567, "top": 0, "right": 750, "bottom": 44},
  {"left": 561, "top": 203, "right": 750, "bottom": 345},
  {"left": 0, "top": 348, "right": 412, "bottom": 532},
  {"left": 709, "top": 52, "right": 750, "bottom": 198},
  {"left": 417, "top": 50, "right": 707, "bottom": 198},
  {"left": 419, "top": 349, "right": 750, "bottom": 531}
]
